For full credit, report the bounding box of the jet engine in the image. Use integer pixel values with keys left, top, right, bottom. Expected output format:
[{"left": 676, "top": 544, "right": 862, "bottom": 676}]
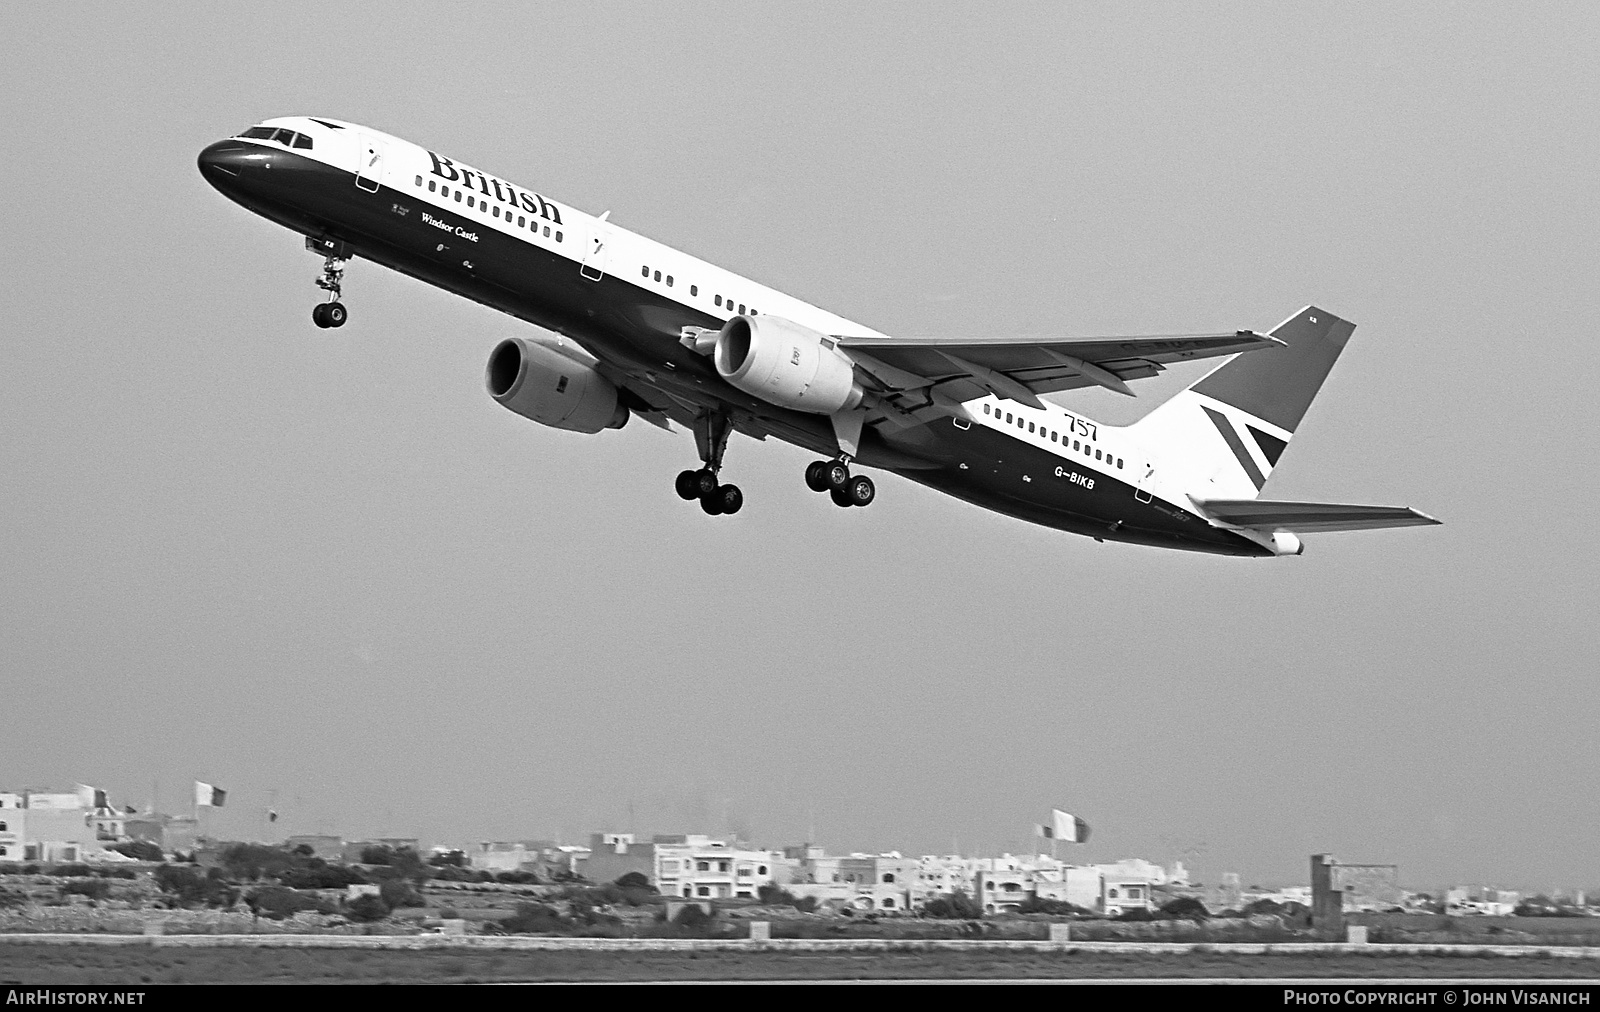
[
  {"left": 486, "top": 336, "right": 628, "bottom": 433},
  {"left": 713, "top": 315, "right": 863, "bottom": 415}
]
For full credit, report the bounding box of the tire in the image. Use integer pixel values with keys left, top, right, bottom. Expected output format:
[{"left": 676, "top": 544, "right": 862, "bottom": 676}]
[
  {"left": 675, "top": 469, "right": 701, "bottom": 500},
  {"left": 848, "top": 475, "right": 875, "bottom": 507},
  {"left": 325, "top": 303, "right": 348, "bottom": 328},
  {"left": 824, "top": 461, "right": 851, "bottom": 490},
  {"left": 699, "top": 492, "right": 724, "bottom": 516},
  {"left": 693, "top": 468, "right": 719, "bottom": 498},
  {"left": 718, "top": 484, "right": 744, "bottom": 515},
  {"left": 829, "top": 484, "right": 854, "bottom": 508},
  {"left": 312, "top": 303, "right": 330, "bottom": 328},
  {"left": 804, "top": 461, "right": 830, "bottom": 493}
]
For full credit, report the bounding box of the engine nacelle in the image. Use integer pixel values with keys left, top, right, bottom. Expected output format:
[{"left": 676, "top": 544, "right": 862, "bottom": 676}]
[
  {"left": 713, "top": 315, "right": 863, "bottom": 415},
  {"left": 486, "top": 336, "right": 628, "bottom": 433}
]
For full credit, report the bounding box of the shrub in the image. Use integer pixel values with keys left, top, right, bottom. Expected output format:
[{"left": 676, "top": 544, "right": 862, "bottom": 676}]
[
  {"left": 495, "top": 870, "right": 539, "bottom": 885},
  {"left": 152, "top": 865, "right": 239, "bottom": 908},
  {"left": 277, "top": 865, "right": 368, "bottom": 890},
  {"left": 246, "top": 885, "right": 335, "bottom": 920},
  {"left": 60, "top": 879, "right": 111, "bottom": 901},
  {"left": 379, "top": 879, "right": 425, "bottom": 909},
  {"left": 615, "top": 871, "right": 652, "bottom": 891},
  {"left": 1158, "top": 897, "right": 1210, "bottom": 921},
  {"left": 51, "top": 864, "right": 94, "bottom": 877},
  {"left": 673, "top": 903, "right": 712, "bottom": 929},
  {"left": 345, "top": 893, "right": 391, "bottom": 922},
  {"left": 1114, "top": 907, "right": 1156, "bottom": 921},
  {"left": 495, "top": 902, "right": 567, "bottom": 934},
  {"left": 0, "top": 888, "right": 25, "bottom": 908},
  {"left": 0, "top": 865, "right": 23, "bottom": 876},
  {"left": 922, "top": 891, "right": 983, "bottom": 919},
  {"left": 1016, "top": 895, "right": 1091, "bottom": 916},
  {"left": 756, "top": 883, "right": 817, "bottom": 912},
  {"left": 437, "top": 907, "right": 460, "bottom": 919},
  {"left": 108, "top": 840, "right": 164, "bottom": 863}
]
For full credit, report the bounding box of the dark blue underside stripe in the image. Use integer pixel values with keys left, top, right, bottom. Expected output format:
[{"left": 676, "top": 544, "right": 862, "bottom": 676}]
[{"left": 1203, "top": 406, "right": 1265, "bottom": 491}]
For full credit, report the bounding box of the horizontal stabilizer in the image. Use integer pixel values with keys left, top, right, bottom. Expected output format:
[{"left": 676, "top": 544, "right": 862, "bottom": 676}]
[{"left": 1195, "top": 498, "right": 1442, "bottom": 533}]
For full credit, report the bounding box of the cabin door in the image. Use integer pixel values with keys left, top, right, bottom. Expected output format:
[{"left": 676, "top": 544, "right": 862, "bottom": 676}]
[
  {"left": 355, "top": 134, "right": 385, "bottom": 192},
  {"left": 580, "top": 219, "right": 611, "bottom": 281}
]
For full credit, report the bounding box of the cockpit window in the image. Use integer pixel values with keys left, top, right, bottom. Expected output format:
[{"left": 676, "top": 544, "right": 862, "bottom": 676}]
[{"left": 237, "top": 126, "right": 313, "bottom": 150}]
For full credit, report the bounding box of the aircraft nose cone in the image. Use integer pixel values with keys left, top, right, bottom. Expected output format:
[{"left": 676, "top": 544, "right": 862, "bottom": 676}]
[{"left": 197, "top": 140, "right": 252, "bottom": 187}]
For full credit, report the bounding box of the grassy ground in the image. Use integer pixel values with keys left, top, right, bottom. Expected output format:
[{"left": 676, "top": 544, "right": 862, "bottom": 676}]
[{"left": 3, "top": 945, "right": 1600, "bottom": 983}]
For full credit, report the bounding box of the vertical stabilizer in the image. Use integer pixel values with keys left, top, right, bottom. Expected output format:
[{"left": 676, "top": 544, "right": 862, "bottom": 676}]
[{"left": 1128, "top": 307, "right": 1355, "bottom": 500}]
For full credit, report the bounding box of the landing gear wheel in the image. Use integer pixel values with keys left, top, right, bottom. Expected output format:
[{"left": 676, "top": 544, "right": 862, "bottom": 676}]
[
  {"left": 699, "top": 492, "right": 725, "bottom": 516},
  {"left": 324, "top": 302, "right": 348, "bottom": 328},
  {"left": 823, "top": 460, "right": 852, "bottom": 491},
  {"left": 805, "top": 460, "right": 830, "bottom": 493},
  {"left": 312, "top": 303, "right": 331, "bottom": 328},
  {"left": 829, "top": 484, "right": 854, "bottom": 508},
  {"left": 847, "top": 475, "right": 876, "bottom": 507},
  {"left": 675, "top": 469, "right": 701, "bottom": 501},
  {"left": 692, "top": 468, "right": 719, "bottom": 498},
  {"left": 716, "top": 484, "right": 744, "bottom": 515}
]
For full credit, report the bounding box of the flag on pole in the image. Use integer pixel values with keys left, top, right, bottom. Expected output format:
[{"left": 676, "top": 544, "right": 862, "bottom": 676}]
[
  {"left": 194, "top": 782, "right": 227, "bottom": 808},
  {"left": 1044, "top": 808, "right": 1090, "bottom": 843}
]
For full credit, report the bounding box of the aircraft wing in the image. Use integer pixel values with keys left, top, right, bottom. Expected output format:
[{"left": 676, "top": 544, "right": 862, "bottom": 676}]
[
  {"left": 1194, "top": 499, "right": 1443, "bottom": 533},
  {"left": 835, "top": 330, "right": 1281, "bottom": 409}
]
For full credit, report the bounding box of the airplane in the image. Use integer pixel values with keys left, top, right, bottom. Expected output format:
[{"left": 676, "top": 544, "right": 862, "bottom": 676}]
[{"left": 197, "top": 117, "right": 1439, "bottom": 558}]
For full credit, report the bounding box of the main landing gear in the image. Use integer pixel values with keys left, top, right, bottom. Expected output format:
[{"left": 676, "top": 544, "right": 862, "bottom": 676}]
[
  {"left": 676, "top": 410, "right": 743, "bottom": 516},
  {"left": 805, "top": 458, "right": 875, "bottom": 508},
  {"left": 308, "top": 241, "right": 350, "bottom": 328}
]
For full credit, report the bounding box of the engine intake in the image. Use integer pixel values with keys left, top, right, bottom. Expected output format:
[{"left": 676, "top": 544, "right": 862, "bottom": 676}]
[
  {"left": 486, "top": 337, "right": 628, "bottom": 433},
  {"left": 714, "top": 315, "right": 862, "bottom": 415}
]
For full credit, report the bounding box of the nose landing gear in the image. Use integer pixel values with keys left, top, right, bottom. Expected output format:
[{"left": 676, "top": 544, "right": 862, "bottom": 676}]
[
  {"left": 676, "top": 410, "right": 743, "bottom": 516},
  {"left": 306, "top": 238, "right": 351, "bottom": 329},
  {"left": 806, "top": 458, "right": 874, "bottom": 508}
]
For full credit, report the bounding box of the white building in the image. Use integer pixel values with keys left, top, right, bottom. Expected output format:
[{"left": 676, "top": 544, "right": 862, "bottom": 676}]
[{"left": 654, "top": 835, "right": 777, "bottom": 900}]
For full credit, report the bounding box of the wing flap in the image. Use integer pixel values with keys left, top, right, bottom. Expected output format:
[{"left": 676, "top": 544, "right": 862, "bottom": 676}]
[
  {"left": 836, "top": 330, "right": 1278, "bottom": 401},
  {"left": 1195, "top": 498, "right": 1442, "bottom": 533}
]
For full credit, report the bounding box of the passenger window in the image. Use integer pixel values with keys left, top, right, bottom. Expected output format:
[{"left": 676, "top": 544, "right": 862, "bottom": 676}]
[
  {"left": 715, "top": 295, "right": 722, "bottom": 307},
  {"left": 429, "top": 180, "right": 437, "bottom": 192},
  {"left": 654, "top": 271, "right": 661, "bottom": 282},
  {"left": 1073, "top": 440, "right": 1079, "bottom": 450},
  {"left": 983, "top": 404, "right": 990, "bottom": 415},
  {"left": 750, "top": 308, "right": 757, "bottom": 314},
  {"left": 642, "top": 266, "right": 650, "bottom": 277},
  {"left": 493, "top": 206, "right": 500, "bottom": 217},
  {"left": 1051, "top": 431, "right": 1058, "bottom": 442},
  {"left": 666, "top": 276, "right": 673, "bottom": 287},
  {"left": 1028, "top": 422, "right": 1035, "bottom": 433},
  {"left": 1005, "top": 413, "right": 1013, "bottom": 423},
  {"left": 1095, "top": 449, "right": 1102, "bottom": 460},
  {"left": 517, "top": 215, "right": 525, "bottom": 226},
  {"left": 415, "top": 175, "right": 422, "bottom": 187},
  {"left": 738, "top": 304, "right": 746, "bottom": 314},
  {"left": 1117, "top": 458, "right": 1123, "bottom": 468},
  {"left": 467, "top": 196, "right": 475, "bottom": 208},
  {"left": 690, "top": 285, "right": 698, "bottom": 296}
]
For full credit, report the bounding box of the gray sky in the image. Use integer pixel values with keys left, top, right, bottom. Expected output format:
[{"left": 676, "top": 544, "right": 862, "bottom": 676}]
[{"left": 3, "top": 2, "right": 1596, "bottom": 891}]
